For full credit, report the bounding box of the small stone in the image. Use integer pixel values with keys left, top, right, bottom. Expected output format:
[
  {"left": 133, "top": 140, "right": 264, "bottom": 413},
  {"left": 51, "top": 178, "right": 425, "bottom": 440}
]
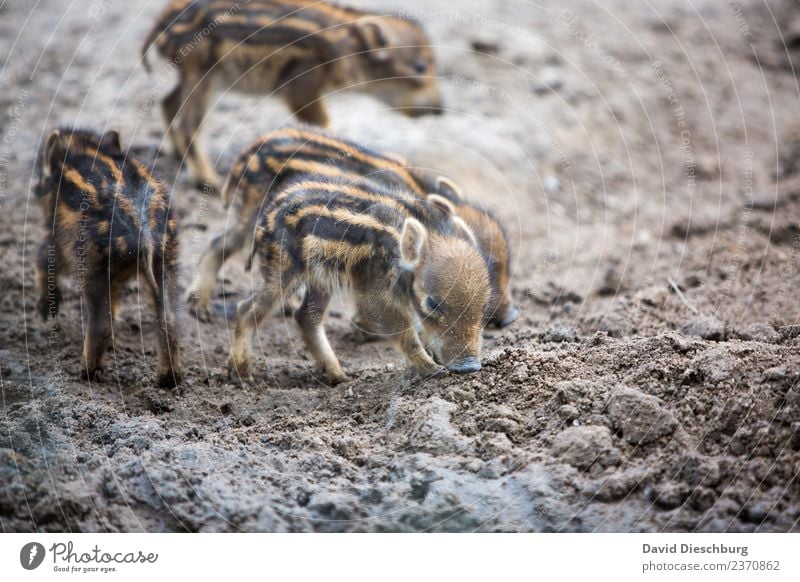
[
  {"left": 543, "top": 175, "right": 561, "bottom": 193},
  {"left": 637, "top": 286, "right": 668, "bottom": 307},
  {"left": 542, "top": 325, "right": 577, "bottom": 343},
  {"left": 596, "top": 266, "right": 623, "bottom": 296},
  {"left": 666, "top": 332, "right": 698, "bottom": 354},
  {"left": 511, "top": 363, "right": 529, "bottom": 382},
  {"left": 464, "top": 459, "right": 483, "bottom": 473},
  {"left": 635, "top": 229, "right": 653, "bottom": 248},
  {"left": 558, "top": 405, "right": 579, "bottom": 421},
  {"left": 695, "top": 154, "right": 719, "bottom": 180},
  {"left": 791, "top": 422, "right": 800, "bottom": 450},
  {"left": 553, "top": 382, "right": 577, "bottom": 404},
  {"left": 103, "top": 479, "right": 118, "bottom": 498},
  {"left": 485, "top": 417, "right": 520, "bottom": 435},
  {"left": 682, "top": 315, "right": 726, "bottom": 341},
  {"left": 484, "top": 404, "right": 522, "bottom": 435},
  {"left": 737, "top": 323, "right": 778, "bottom": 343},
  {"left": 552, "top": 425, "right": 615, "bottom": 469},
  {"left": 779, "top": 325, "right": 800, "bottom": 341},
  {"left": 588, "top": 331, "right": 609, "bottom": 346},
  {"left": 688, "top": 487, "right": 717, "bottom": 511},
  {"left": 470, "top": 39, "right": 500, "bottom": 55},
  {"left": 763, "top": 366, "right": 787, "bottom": 381},
  {"left": 533, "top": 67, "right": 564, "bottom": 94},
  {"left": 606, "top": 387, "right": 677, "bottom": 445},
  {"left": 143, "top": 392, "right": 173, "bottom": 415},
  {"left": 751, "top": 195, "right": 780, "bottom": 211},
  {"left": 479, "top": 432, "right": 513, "bottom": 456},
  {"left": 683, "top": 273, "right": 703, "bottom": 288},
  {"left": 741, "top": 502, "right": 771, "bottom": 524},
  {"left": 591, "top": 468, "right": 647, "bottom": 501},
  {"left": 653, "top": 482, "right": 690, "bottom": 510}
]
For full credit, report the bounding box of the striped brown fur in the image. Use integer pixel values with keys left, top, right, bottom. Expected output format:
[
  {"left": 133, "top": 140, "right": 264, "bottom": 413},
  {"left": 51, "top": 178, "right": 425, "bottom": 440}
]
[
  {"left": 34, "top": 128, "right": 182, "bottom": 387},
  {"left": 228, "top": 175, "right": 490, "bottom": 383},
  {"left": 188, "top": 126, "right": 517, "bottom": 328},
  {"left": 142, "top": 0, "right": 443, "bottom": 187}
]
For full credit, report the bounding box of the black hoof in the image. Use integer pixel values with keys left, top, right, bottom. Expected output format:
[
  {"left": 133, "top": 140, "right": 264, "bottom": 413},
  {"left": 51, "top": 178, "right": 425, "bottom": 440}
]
[{"left": 158, "top": 370, "right": 182, "bottom": 388}]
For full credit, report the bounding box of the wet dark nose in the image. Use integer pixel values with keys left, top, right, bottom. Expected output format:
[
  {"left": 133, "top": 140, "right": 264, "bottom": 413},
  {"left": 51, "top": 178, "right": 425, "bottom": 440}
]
[{"left": 447, "top": 357, "right": 481, "bottom": 374}]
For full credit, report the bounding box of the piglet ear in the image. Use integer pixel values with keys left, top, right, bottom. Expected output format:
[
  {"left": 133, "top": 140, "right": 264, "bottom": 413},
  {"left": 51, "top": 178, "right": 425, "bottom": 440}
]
[
  {"left": 427, "top": 193, "right": 455, "bottom": 215},
  {"left": 453, "top": 216, "right": 478, "bottom": 247},
  {"left": 355, "top": 18, "right": 391, "bottom": 61},
  {"left": 44, "top": 130, "right": 63, "bottom": 176},
  {"left": 399, "top": 217, "right": 427, "bottom": 270},
  {"left": 435, "top": 177, "right": 464, "bottom": 201},
  {"left": 99, "top": 129, "right": 122, "bottom": 152}
]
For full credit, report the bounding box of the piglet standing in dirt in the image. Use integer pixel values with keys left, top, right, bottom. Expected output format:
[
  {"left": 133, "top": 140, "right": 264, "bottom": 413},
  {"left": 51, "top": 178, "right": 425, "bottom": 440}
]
[
  {"left": 142, "top": 0, "right": 444, "bottom": 187},
  {"left": 228, "top": 176, "right": 490, "bottom": 384},
  {"left": 34, "top": 128, "right": 182, "bottom": 387},
  {"left": 188, "top": 127, "right": 517, "bottom": 328}
]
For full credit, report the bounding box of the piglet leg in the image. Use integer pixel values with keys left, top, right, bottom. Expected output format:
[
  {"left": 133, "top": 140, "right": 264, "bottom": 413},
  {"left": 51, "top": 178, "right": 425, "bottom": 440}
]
[{"left": 294, "top": 286, "right": 346, "bottom": 385}]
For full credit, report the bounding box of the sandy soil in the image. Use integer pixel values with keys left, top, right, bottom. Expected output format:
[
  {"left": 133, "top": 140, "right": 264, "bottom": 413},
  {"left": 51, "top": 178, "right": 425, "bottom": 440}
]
[{"left": 1, "top": 0, "right": 800, "bottom": 532}]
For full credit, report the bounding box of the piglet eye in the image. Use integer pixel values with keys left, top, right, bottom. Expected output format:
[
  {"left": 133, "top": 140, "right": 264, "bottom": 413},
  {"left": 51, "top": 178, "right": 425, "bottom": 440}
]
[
  {"left": 425, "top": 296, "right": 442, "bottom": 313},
  {"left": 34, "top": 180, "right": 48, "bottom": 198}
]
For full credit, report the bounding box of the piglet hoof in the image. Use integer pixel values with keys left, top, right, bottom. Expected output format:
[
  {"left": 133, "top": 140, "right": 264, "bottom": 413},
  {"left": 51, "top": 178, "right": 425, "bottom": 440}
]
[
  {"left": 227, "top": 359, "right": 254, "bottom": 385},
  {"left": 186, "top": 294, "right": 213, "bottom": 322},
  {"left": 157, "top": 370, "right": 182, "bottom": 389},
  {"left": 36, "top": 288, "right": 62, "bottom": 321},
  {"left": 36, "top": 298, "right": 48, "bottom": 321},
  {"left": 193, "top": 306, "right": 214, "bottom": 323},
  {"left": 81, "top": 367, "right": 105, "bottom": 383},
  {"left": 322, "top": 369, "right": 347, "bottom": 386}
]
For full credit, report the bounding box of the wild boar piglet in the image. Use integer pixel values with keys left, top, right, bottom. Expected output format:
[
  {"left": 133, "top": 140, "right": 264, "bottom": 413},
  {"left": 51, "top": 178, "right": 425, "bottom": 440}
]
[
  {"left": 228, "top": 176, "right": 491, "bottom": 384},
  {"left": 142, "top": 0, "right": 444, "bottom": 187},
  {"left": 34, "top": 128, "right": 181, "bottom": 387}
]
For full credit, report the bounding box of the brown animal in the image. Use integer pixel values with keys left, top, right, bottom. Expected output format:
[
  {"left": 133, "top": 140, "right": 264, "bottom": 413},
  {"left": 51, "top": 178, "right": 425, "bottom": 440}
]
[
  {"left": 141, "top": 0, "right": 444, "bottom": 187},
  {"left": 34, "top": 128, "right": 182, "bottom": 387},
  {"left": 228, "top": 175, "right": 490, "bottom": 384},
  {"left": 188, "top": 126, "right": 517, "bottom": 328}
]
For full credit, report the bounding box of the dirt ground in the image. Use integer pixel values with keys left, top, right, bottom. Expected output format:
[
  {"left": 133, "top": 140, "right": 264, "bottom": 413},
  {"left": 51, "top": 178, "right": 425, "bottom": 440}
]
[{"left": 2, "top": 0, "right": 800, "bottom": 532}]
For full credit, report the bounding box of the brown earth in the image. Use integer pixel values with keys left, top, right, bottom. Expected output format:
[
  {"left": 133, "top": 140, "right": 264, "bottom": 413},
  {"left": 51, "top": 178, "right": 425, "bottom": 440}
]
[{"left": 1, "top": 0, "right": 800, "bottom": 532}]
